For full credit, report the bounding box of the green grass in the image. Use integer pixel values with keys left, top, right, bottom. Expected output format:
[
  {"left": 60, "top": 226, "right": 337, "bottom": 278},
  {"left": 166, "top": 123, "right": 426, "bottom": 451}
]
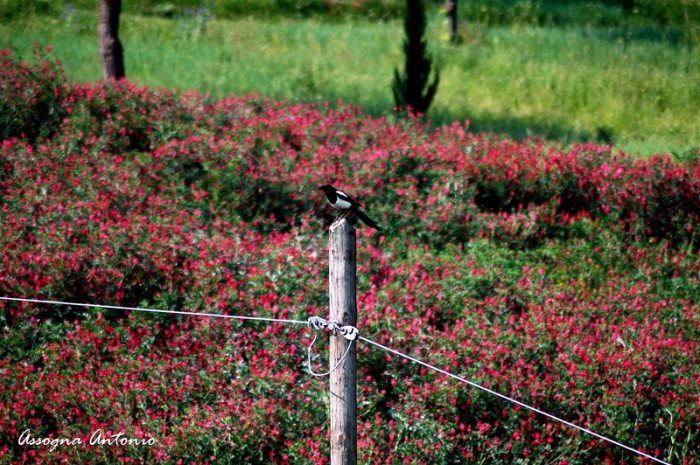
[{"left": 2, "top": 7, "right": 700, "bottom": 156}]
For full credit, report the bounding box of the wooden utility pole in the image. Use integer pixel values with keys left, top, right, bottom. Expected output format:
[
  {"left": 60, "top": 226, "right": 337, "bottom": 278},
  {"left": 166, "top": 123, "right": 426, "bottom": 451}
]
[{"left": 329, "top": 219, "right": 357, "bottom": 465}]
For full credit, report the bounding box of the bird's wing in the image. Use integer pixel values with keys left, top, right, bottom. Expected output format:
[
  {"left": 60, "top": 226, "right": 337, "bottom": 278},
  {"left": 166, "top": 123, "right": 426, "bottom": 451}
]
[{"left": 336, "top": 190, "right": 362, "bottom": 208}]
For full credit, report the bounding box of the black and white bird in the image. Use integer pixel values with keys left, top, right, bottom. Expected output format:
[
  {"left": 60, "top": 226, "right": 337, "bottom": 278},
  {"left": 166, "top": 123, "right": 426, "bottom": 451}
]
[{"left": 316, "top": 184, "right": 382, "bottom": 231}]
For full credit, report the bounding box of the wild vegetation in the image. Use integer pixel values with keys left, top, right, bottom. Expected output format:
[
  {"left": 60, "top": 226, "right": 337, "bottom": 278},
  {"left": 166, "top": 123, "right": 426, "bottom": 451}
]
[
  {"left": 1, "top": 46, "right": 699, "bottom": 464},
  {"left": 1, "top": 0, "right": 699, "bottom": 156}
]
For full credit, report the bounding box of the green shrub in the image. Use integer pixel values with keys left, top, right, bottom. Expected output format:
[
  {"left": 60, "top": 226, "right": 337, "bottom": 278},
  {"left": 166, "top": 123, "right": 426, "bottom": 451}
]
[{"left": 392, "top": 0, "right": 440, "bottom": 115}]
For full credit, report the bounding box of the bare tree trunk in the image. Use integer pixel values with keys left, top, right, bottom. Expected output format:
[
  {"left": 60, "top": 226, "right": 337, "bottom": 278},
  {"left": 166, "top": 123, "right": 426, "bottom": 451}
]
[
  {"left": 99, "top": 0, "right": 125, "bottom": 81},
  {"left": 446, "top": 0, "right": 458, "bottom": 45}
]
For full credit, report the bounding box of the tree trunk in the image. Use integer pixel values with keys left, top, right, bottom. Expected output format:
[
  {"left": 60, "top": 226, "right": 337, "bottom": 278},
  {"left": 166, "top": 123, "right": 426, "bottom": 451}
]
[
  {"left": 99, "top": 0, "right": 125, "bottom": 81},
  {"left": 446, "top": 0, "right": 458, "bottom": 45}
]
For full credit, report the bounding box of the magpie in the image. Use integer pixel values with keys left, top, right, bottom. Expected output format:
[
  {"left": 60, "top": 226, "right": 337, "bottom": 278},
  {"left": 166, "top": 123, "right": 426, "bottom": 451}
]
[{"left": 316, "top": 184, "right": 382, "bottom": 231}]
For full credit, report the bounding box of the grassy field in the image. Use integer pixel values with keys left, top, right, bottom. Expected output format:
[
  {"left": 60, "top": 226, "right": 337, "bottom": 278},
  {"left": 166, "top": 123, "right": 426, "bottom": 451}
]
[{"left": 2, "top": 4, "right": 700, "bottom": 156}]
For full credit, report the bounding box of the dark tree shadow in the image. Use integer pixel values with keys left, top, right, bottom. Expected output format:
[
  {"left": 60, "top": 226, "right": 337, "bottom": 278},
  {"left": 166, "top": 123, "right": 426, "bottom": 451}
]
[
  {"left": 321, "top": 95, "right": 610, "bottom": 147},
  {"left": 428, "top": 107, "right": 602, "bottom": 144},
  {"left": 596, "top": 26, "right": 687, "bottom": 46}
]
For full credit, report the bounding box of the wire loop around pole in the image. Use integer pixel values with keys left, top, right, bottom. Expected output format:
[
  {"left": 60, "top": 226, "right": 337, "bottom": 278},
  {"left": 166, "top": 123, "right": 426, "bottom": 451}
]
[
  {"left": 306, "top": 316, "right": 358, "bottom": 377},
  {"left": 307, "top": 316, "right": 358, "bottom": 340},
  {"left": 306, "top": 332, "right": 354, "bottom": 377}
]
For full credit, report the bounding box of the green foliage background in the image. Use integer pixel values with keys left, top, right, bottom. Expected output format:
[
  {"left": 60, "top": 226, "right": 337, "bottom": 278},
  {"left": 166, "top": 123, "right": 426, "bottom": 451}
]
[{"left": 5, "top": 0, "right": 700, "bottom": 25}]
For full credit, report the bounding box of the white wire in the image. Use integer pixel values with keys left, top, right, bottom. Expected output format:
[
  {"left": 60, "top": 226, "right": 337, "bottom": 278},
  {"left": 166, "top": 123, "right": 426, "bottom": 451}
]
[
  {"left": 0, "top": 296, "right": 308, "bottom": 325},
  {"left": 0, "top": 295, "right": 674, "bottom": 464},
  {"left": 306, "top": 332, "right": 354, "bottom": 377},
  {"left": 359, "top": 336, "right": 671, "bottom": 465}
]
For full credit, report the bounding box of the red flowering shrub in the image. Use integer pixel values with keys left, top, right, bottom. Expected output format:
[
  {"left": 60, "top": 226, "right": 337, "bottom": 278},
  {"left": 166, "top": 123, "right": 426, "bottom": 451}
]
[
  {"left": 0, "top": 46, "right": 69, "bottom": 143},
  {"left": 1, "top": 47, "right": 698, "bottom": 464}
]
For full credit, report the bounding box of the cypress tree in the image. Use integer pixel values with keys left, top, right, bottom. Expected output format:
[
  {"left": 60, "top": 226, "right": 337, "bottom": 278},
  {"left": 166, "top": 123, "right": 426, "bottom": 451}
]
[{"left": 392, "top": 0, "right": 440, "bottom": 115}]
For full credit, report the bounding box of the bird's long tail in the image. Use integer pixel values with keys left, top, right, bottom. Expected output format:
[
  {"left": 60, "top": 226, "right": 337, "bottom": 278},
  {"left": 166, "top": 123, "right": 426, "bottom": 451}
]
[{"left": 354, "top": 208, "right": 382, "bottom": 231}]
